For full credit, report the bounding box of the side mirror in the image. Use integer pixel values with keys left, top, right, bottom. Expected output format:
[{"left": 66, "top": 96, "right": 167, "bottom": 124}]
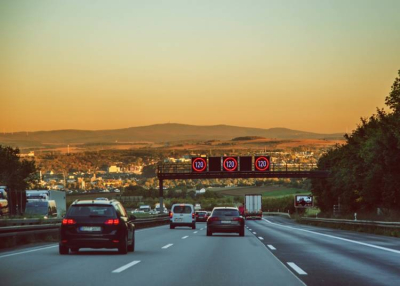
[{"left": 129, "top": 215, "right": 136, "bottom": 221}]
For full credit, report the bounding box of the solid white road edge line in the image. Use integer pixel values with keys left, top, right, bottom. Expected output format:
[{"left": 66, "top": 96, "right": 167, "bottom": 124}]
[
  {"left": 112, "top": 261, "right": 141, "bottom": 273},
  {"left": 262, "top": 218, "right": 400, "bottom": 255},
  {"left": 287, "top": 262, "right": 307, "bottom": 275},
  {"left": 267, "top": 244, "right": 276, "bottom": 250},
  {"left": 0, "top": 245, "right": 58, "bottom": 259},
  {"left": 162, "top": 244, "right": 173, "bottom": 249},
  {"left": 182, "top": 236, "right": 189, "bottom": 239}
]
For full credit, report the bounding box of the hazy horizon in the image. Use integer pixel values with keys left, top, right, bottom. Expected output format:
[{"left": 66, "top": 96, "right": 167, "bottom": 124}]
[
  {"left": 1, "top": 0, "right": 399, "bottom": 133},
  {"left": 0, "top": 122, "right": 345, "bottom": 135}
]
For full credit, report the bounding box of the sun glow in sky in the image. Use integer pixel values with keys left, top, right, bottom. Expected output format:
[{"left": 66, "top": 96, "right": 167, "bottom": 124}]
[{"left": 1, "top": 0, "right": 399, "bottom": 133}]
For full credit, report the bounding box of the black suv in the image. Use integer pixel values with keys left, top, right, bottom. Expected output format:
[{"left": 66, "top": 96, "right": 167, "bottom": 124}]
[{"left": 59, "top": 199, "right": 136, "bottom": 255}]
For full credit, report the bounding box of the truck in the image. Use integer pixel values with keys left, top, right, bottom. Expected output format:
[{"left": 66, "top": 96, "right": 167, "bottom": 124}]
[
  {"left": 244, "top": 194, "right": 262, "bottom": 220},
  {"left": 26, "top": 190, "right": 66, "bottom": 218}
]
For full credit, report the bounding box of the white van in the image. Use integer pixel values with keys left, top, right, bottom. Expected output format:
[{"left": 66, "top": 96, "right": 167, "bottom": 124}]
[{"left": 170, "top": 204, "right": 196, "bottom": 229}]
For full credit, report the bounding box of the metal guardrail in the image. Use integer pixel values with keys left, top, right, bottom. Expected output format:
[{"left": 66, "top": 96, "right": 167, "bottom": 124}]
[
  {"left": 0, "top": 215, "right": 170, "bottom": 239},
  {"left": 299, "top": 217, "right": 400, "bottom": 229}
]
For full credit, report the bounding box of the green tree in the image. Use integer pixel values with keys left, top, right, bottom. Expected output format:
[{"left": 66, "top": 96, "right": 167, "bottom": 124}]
[{"left": 0, "top": 145, "right": 37, "bottom": 215}]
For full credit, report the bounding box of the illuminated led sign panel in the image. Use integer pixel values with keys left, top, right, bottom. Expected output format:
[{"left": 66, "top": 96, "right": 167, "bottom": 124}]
[
  {"left": 254, "top": 156, "right": 270, "bottom": 172},
  {"left": 223, "top": 157, "right": 238, "bottom": 172},
  {"left": 191, "top": 157, "right": 207, "bottom": 172}
]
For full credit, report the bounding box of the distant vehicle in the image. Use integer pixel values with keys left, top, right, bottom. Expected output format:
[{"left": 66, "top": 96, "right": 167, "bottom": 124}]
[
  {"left": 24, "top": 200, "right": 57, "bottom": 218},
  {"left": 26, "top": 190, "right": 66, "bottom": 217},
  {"left": 0, "top": 188, "right": 9, "bottom": 217},
  {"left": 244, "top": 194, "right": 262, "bottom": 220},
  {"left": 59, "top": 199, "right": 136, "bottom": 255},
  {"left": 207, "top": 207, "right": 244, "bottom": 237},
  {"left": 154, "top": 203, "right": 168, "bottom": 214},
  {"left": 194, "top": 204, "right": 201, "bottom": 211},
  {"left": 195, "top": 211, "right": 208, "bottom": 222},
  {"left": 139, "top": 205, "right": 151, "bottom": 212},
  {"left": 169, "top": 204, "right": 196, "bottom": 229},
  {"left": 131, "top": 209, "right": 144, "bottom": 214}
]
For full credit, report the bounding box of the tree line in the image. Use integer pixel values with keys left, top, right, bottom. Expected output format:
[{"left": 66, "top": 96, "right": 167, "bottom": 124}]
[
  {"left": 0, "top": 146, "right": 37, "bottom": 215},
  {"left": 312, "top": 70, "right": 400, "bottom": 216}
]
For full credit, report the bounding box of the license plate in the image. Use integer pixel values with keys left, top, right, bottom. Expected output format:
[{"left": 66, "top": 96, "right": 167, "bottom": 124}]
[
  {"left": 175, "top": 218, "right": 182, "bottom": 222},
  {"left": 80, "top": 226, "right": 101, "bottom": 232},
  {"left": 221, "top": 221, "right": 231, "bottom": 224}
]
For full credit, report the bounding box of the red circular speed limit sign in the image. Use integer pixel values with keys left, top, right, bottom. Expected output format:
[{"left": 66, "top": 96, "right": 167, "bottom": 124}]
[
  {"left": 223, "top": 157, "right": 238, "bottom": 172},
  {"left": 255, "top": 156, "right": 270, "bottom": 171},
  {"left": 192, "top": 157, "right": 207, "bottom": 172}
]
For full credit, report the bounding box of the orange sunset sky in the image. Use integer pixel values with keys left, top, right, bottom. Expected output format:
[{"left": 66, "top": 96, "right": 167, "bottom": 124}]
[{"left": 1, "top": 0, "right": 399, "bottom": 134}]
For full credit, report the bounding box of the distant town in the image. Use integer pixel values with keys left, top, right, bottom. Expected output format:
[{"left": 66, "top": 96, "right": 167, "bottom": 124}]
[{"left": 19, "top": 148, "right": 326, "bottom": 193}]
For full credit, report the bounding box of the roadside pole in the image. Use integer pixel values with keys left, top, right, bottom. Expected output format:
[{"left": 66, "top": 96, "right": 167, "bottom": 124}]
[{"left": 159, "top": 179, "right": 164, "bottom": 213}]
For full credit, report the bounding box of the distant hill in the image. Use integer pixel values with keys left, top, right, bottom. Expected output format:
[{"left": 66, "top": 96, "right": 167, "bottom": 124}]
[
  {"left": 0, "top": 123, "right": 344, "bottom": 147},
  {"left": 232, "top": 136, "right": 266, "bottom": 141}
]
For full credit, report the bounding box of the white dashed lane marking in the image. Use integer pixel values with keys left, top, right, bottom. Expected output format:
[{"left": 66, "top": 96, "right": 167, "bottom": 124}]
[
  {"left": 287, "top": 262, "right": 307, "bottom": 275},
  {"left": 112, "top": 261, "right": 141, "bottom": 273}
]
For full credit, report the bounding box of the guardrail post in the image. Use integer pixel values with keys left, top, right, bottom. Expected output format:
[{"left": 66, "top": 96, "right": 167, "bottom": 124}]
[{"left": 159, "top": 179, "right": 164, "bottom": 213}]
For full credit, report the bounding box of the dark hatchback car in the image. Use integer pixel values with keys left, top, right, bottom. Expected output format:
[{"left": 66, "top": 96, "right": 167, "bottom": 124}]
[
  {"left": 59, "top": 199, "right": 136, "bottom": 255},
  {"left": 195, "top": 211, "right": 208, "bottom": 222},
  {"left": 207, "top": 207, "right": 245, "bottom": 236}
]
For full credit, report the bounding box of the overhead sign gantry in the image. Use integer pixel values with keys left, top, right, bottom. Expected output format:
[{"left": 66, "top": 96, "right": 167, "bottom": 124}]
[{"left": 156, "top": 156, "right": 329, "bottom": 212}]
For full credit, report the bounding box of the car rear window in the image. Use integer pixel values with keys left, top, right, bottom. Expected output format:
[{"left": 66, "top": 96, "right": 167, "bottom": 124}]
[
  {"left": 196, "top": 212, "right": 207, "bottom": 215},
  {"left": 212, "top": 209, "right": 240, "bottom": 217},
  {"left": 68, "top": 205, "right": 116, "bottom": 217},
  {"left": 173, "top": 206, "right": 192, "bottom": 213}
]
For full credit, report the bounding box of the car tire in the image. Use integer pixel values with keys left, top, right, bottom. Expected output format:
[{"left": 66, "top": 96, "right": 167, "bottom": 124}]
[
  {"left": 118, "top": 235, "right": 128, "bottom": 254},
  {"left": 170, "top": 223, "right": 175, "bottom": 229},
  {"left": 192, "top": 223, "right": 196, "bottom": 230},
  {"left": 128, "top": 232, "right": 135, "bottom": 252},
  {"left": 70, "top": 248, "right": 79, "bottom": 253},
  {"left": 59, "top": 245, "right": 69, "bottom": 255},
  {"left": 207, "top": 229, "right": 212, "bottom": 236}
]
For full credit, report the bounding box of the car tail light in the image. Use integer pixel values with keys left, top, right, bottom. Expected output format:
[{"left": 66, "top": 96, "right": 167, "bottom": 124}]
[
  {"left": 105, "top": 219, "right": 119, "bottom": 225},
  {"left": 169, "top": 212, "right": 173, "bottom": 218},
  {"left": 62, "top": 219, "right": 76, "bottom": 225},
  {"left": 208, "top": 217, "right": 219, "bottom": 222},
  {"left": 113, "top": 240, "right": 119, "bottom": 243},
  {"left": 192, "top": 213, "right": 195, "bottom": 219},
  {"left": 233, "top": 217, "right": 243, "bottom": 222}
]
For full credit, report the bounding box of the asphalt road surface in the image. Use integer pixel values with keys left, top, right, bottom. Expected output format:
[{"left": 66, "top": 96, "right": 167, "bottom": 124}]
[
  {"left": 0, "top": 222, "right": 302, "bottom": 286},
  {"left": 1, "top": 217, "right": 399, "bottom": 286},
  {"left": 246, "top": 216, "right": 400, "bottom": 286}
]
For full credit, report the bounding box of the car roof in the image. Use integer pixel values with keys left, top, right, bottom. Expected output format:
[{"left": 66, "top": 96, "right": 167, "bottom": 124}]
[
  {"left": 172, "top": 203, "right": 193, "bottom": 206},
  {"left": 72, "top": 200, "right": 117, "bottom": 205},
  {"left": 212, "top": 207, "right": 238, "bottom": 210}
]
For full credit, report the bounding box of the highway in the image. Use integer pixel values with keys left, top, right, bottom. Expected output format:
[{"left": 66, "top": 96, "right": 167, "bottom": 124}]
[{"left": 1, "top": 217, "right": 399, "bottom": 286}]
